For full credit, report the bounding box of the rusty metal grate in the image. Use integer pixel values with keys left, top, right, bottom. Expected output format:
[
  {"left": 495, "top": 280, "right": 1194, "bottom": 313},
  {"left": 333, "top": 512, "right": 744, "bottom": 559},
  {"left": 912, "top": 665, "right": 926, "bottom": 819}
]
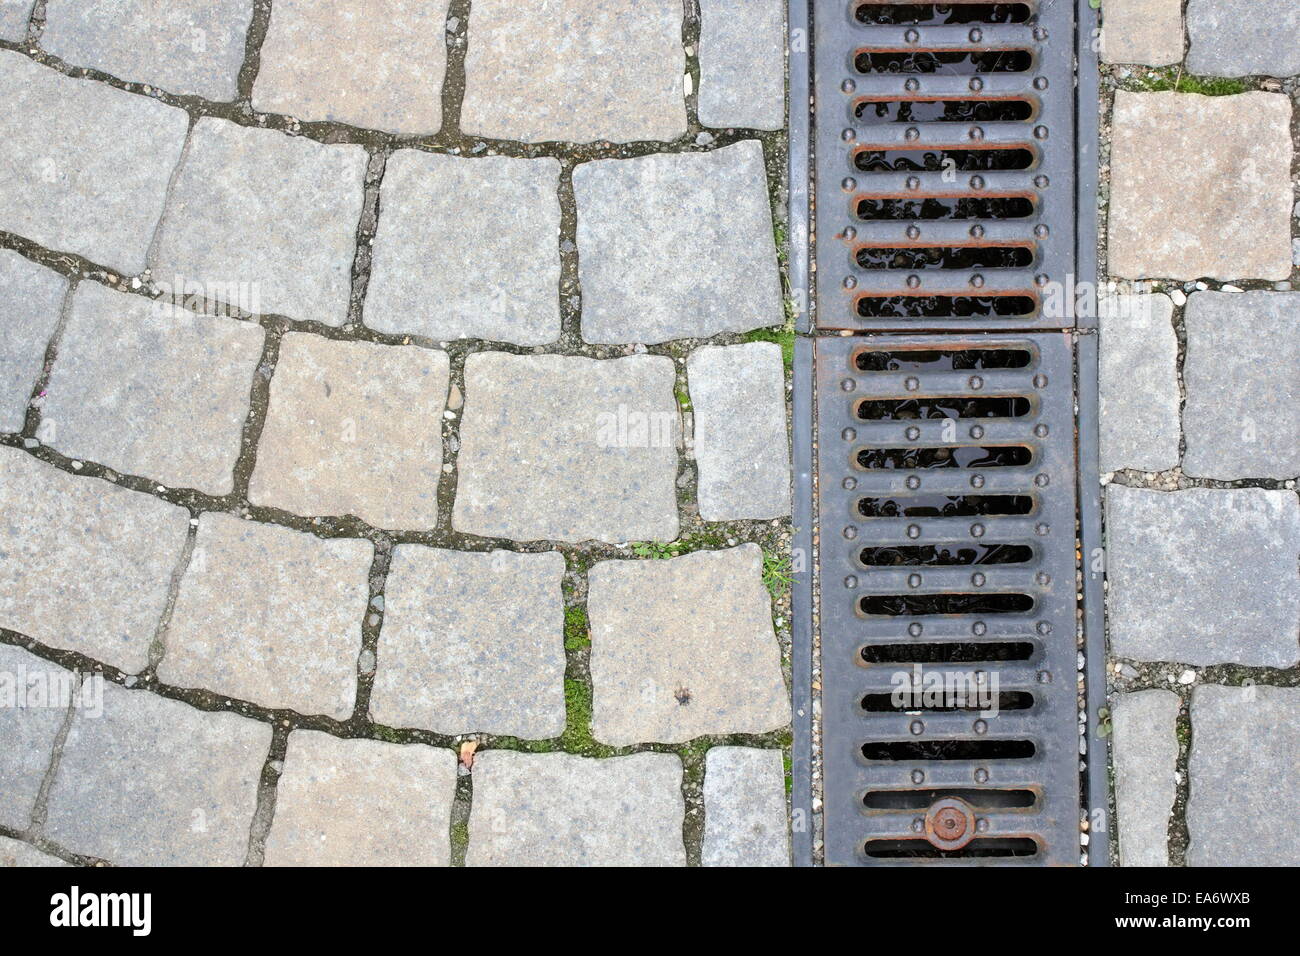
[
  {"left": 814, "top": 0, "right": 1078, "bottom": 331},
  {"left": 814, "top": 333, "right": 1081, "bottom": 865}
]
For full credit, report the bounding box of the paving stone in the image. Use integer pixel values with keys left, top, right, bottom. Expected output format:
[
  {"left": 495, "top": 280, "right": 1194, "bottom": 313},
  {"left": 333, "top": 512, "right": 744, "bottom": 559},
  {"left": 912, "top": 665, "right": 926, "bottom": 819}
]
[
  {"left": 253, "top": 0, "right": 449, "bottom": 133},
  {"left": 0, "top": 645, "right": 71, "bottom": 830},
  {"left": 467, "top": 751, "right": 685, "bottom": 866},
  {"left": 588, "top": 545, "right": 790, "bottom": 745},
  {"left": 0, "top": 448, "right": 190, "bottom": 672},
  {"left": 247, "top": 334, "right": 448, "bottom": 528},
  {"left": 370, "top": 548, "right": 566, "bottom": 738},
  {"left": 574, "top": 142, "right": 783, "bottom": 343},
  {"left": 1187, "top": 685, "right": 1300, "bottom": 866},
  {"left": 44, "top": 681, "right": 270, "bottom": 866},
  {"left": 0, "top": 250, "right": 66, "bottom": 433},
  {"left": 0, "top": 50, "right": 189, "bottom": 273},
  {"left": 1111, "top": 689, "right": 1179, "bottom": 867},
  {"left": 1187, "top": 0, "right": 1300, "bottom": 77},
  {"left": 461, "top": 0, "right": 686, "bottom": 144},
  {"left": 453, "top": 352, "right": 680, "bottom": 543},
  {"left": 0, "top": 836, "right": 69, "bottom": 867},
  {"left": 697, "top": 0, "right": 785, "bottom": 130},
  {"left": 688, "top": 343, "right": 791, "bottom": 521},
  {"left": 363, "top": 152, "right": 561, "bottom": 346},
  {"left": 1183, "top": 292, "right": 1299, "bottom": 479},
  {"left": 158, "top": 513, "right": 372, "bottom": 718},
  {"left": 153, "top": 118, "right": 367, "bottom": 325},
  {"left": 1107, "top": 91, "right": 1293, "bottom": 281},
  {"left": 42, "top": 282, "right": 263, "bottom": 495},
  {"left": 1098, "top": 293, "right": 1180, "bottom": 473},
  {"left": 0, "top": 1, "right": 30, "bottom": 40},
  {"left": 702, "top": 747, "right": 789, "bottom": 867},
  {"left": 1100, "top": 0, "right": 1184, "bottom": 66},
  {"left": 264, "top": 731, "right": 456, "bottom": 866},
  {"left": 41, "top": 0, "right": 253, "bottom": 101},
  {"left": 1105, "top": 486, "right": 1299, "bottom": 667}
]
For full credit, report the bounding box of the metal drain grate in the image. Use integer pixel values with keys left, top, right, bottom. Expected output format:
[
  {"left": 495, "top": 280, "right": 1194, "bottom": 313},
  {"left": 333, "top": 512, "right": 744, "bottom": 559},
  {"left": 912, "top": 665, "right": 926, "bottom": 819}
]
[
  {"left": 814, "top": 0, "right": 1078, "bottom": 331},
  {"left": 814, "top": 333, "right": 1080, "bottom": 864}
]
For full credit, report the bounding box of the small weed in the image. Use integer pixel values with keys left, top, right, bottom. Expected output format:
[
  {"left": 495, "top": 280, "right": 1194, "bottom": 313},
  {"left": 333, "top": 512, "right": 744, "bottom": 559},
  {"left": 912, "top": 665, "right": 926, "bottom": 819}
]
[
  {"left": 675, "top": 386, "right": 692, "bottom": 411},
  {"left": 1128, "top": 68, "right": 1248, "bottom": 96},
  {"left": 629, "top": 531, "right": 728, "bottom": 561},
  {"left": 762, "top": 549, "right": 793, "bottom": 600}
]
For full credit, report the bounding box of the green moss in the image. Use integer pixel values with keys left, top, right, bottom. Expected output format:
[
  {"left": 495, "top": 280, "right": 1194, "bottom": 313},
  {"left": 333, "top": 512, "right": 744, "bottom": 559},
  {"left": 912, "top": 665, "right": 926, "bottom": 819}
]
[
  {"left": 371, "top": 725, "right": 403, "bottom": 744},
  {"left": 559, "top": 678, "right": 615, "bottom": 757},
  {"left": 450, "top": 818, "right": 469, "bottom": 858},
  {"left": 783, "top": 752, "right": 793, "bottom": 794},
  {"left": 675, "top": 387, "right": 692, "bottom": 411},
  {"left": 563, "top": 605, "right": 590, "bottom": 651},
  {"left": 1128, "top": 69, "right": 1249, "bottom": 96},
  {"left": 743, "top": 326, "right": 796, "bottom": 370}
]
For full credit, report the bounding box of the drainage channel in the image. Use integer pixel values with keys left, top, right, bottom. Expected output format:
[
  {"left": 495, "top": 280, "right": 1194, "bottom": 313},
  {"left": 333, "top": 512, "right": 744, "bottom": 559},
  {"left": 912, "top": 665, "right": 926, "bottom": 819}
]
[{"left": 789, "top": 0, "right": 1107, "bottom": 866}]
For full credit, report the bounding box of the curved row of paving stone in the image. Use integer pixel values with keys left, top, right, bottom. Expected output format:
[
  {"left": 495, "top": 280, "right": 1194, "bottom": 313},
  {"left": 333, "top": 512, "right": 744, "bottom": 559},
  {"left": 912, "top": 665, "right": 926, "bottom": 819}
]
[
  {"left": 0, "top": 0, "right": 796, "bottom": 866},
  {"left": 1097, "top": 1, "right": 1299, "bottom": 867}
]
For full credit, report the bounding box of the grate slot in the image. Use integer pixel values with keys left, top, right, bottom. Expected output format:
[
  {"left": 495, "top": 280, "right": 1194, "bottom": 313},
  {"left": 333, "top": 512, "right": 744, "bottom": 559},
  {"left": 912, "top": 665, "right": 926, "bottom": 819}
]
[
  {"left": 856, "top": 195, "right": 1036, "bottom": 220},
  {"left": 855, "top": 48, "right": 1035, "bottom": 73},
  {"left": 854, "top": 347, "right": 1033, "bottom": 371},
  {"left": 864, "top": 838, "right": 1039, "bottom": 858},
  {"left": 859, "top": 592, "right": 1034, "bottom": 615},
  {"left": 858, "top": 543, "right": 1033, "bottom": 565},
  {"left": 855, "top": 295, "right": 1037, "bottom": 318},
  {"left": 853, "top": 3, "right": 1034, "bottom": 26},
  {"left": 862, "top": 739, "right": 1036, "bottom": 760},
  {"left": 854, "top": 97, "right": 1035, "bottom": 122},
  {"left": 855, "top": 243, "right": 1036, "bottom": 270},
  {"left": 855, "top": 395, "right": 1031, "bottom": 419},
  {"left": 859, "top": 640, "right": 1037, "bottom": 663},
  {"left": 861, "top": 690, "right": 1034, "bottom": 711},
  {"left": 854, "top": 147, "right": 1036, "bottom": 171},
  {"left": 863, "top": 787, "right": 1037, "bottom": 809},
  {"left": 855, "top": 444, "right": 1033, "bottom": 468}
]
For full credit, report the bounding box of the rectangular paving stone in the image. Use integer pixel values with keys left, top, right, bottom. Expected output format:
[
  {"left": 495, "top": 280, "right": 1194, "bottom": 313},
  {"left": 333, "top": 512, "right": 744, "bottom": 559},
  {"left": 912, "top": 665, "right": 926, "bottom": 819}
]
[
  {"left": 574, "top": 141, "right": 783, "bottom": 343},
  {"left": 467, "top": 751, "right": 685, "bottom": 866},
  {"left": 42, "top": 282, "right": 263, "bottom": 495},
  {"left": 0, "top": 51, "right": 189, "bottom": 273},
  {"left": 0, "top": 250, "right": 66, "bottom": 433},
  {"left": 697, "top": 0, "right": 785, "bottom": 130},
  {"left": 702, "top": 747, "right": 790, "bottom": 867},
  {"left": 0, "top": 448, "right": 190, "bottom": 672},
  {"left": 1112, "top": 689, "right": 1179, "bottom": 867},
  {"left": 370, "top": 548, "right": 566, "bottom": 739},
  {"left": 0, "top": 836, "right": 69, "bottom": 867},
  {"left": 588, "top": 545, "right": 790, "bottom": 745},
  {"left": 1188, "top": 685, "right": 1300, "bottom": 866},
  {"left": 0, "top": 645, "right": 70, "bottom": 830},
  {"left": 1187, "top": 0, "right": 1300, "bottom": 77},
  {"left": 44, "top": 681, "right": 270, "bottom": 866},
  {"left": 461, "top": 0, "right": 686, "bottom": 144},
  {"left": 688, "top": 342, "right": 791, "bottom": 521},
  {"left": 264, "top": 731, "right": 456, "bottom": 867},
  {"left": 0, "top": 1, "right": 30, "bottom": 40},
  {"left": 363, "top": 152, "right": 561, "bottom": 346},
  {"left": 453, "top": 352, "right": 680, "bottom": 544},
  {"left": 1183, "top": 292, "right": 1299, "bottom": 479},
  {"left": 41, "top": 0, "right": 253, "bottom": 101},
  {"left": 1105, "top": 486, "right": 1299, "bottom": 667},
  {"left": 153, "top": 118, "right": 368, "bottom": 324},
  {"left": 1100, "top": 0, "right": 1184, "bottom": 66},
  {"left": 253, "top": 0, "right": 449, "bottom": 133},
  {"left": 1099, "top": 293, "right": 1180, "bottom": 473},
  {"left": 1108, "top": 92, "right": 1293, "bottom": 281},
  {"left": 248, "top": 333, "right": 448, "bottom": 528},
  {"left": 158, "top": 513, "right": 372, "bottom": 718}
]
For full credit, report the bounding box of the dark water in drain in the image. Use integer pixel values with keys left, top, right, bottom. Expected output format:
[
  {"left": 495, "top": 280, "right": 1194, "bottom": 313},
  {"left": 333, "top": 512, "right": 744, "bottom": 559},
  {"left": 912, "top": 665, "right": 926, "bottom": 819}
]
[
  {"left": 855, "top": 148, "right": 1035, "bottom": 172},
  {"left": 857, "top": 494, "right": 1035, "bottom": 518},
  {"left": 856, "top": 245, "right": 1035, "bottom": 270},
  {"left": 856, "top": 99, "right": 1034, "bottom": 122},
  {"left": 856, "top": 50, "right": 1033, "bottom": 74},
  {"left": 856, "top": 396, "right": 1031, "bottom": 419},
  {"left": 857, "top": 295, "right": 1036, "bottom": 318},
  {"left": 858, "top": 543, "right": 1033, "bottom": 565},
  {"left": 856, "top": 445, "right": 1032, "bottom": 468},
  {"left": 857, "top": 197, "right": 1035, "bottom": 220}
]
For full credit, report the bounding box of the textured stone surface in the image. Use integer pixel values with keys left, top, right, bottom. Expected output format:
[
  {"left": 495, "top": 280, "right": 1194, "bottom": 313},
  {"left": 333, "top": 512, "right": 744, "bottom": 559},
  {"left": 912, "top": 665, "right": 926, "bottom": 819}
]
[
  {"left": 43, "top": 282, "right": 263, "bottom": 494},
  {"left": 1188, "top": 685, "right": 1300, "bottom": 866},
  {"left": 574, "top": 142, "right": 782, "bottom": 343},
  {"left": 588, "top": 545, "right": 790, "bottom": 745},
  {"left": 453, "top": 353, "right": 680, "bottom": 543},
  {"left": 1108, "top": 92, "right": 1293, "bottom": 281},
  {"left": 461, "top": 0, "right": 686, "bottom": 144},
  {"left": 264, "top": 731, "right": 456, "bottom": 866},
  {"left": 1187, "top": 0, "right": 1300, "bottom": 77},
  {"left": 0, "top": 1, "right": 30, "bottom": 39},
  {"left": 41, "top": 0, "right": 253, "bottom": 100},
  {"left": 153, "top": 118, "right": 367, "bottom": 324},
  {"left": 688, "top": 342, "right": 790, "bottom": 520},
  {"left": 253, "top": 0, "right": 449, "bottom": 133},
  {"left": 45, "top": 682, "right": 270, "bottom": 866},
  {"left": 159, "top": 514, "right": 372, "bottom": 718},
  {"left": 0, "top": 51, "right": 188, "bottom": 272},
  {"left": 1183, "top": 292, "right": 1299, "bottom": 479},
  {"left": 1112, "top": 690, "right": 1179, "bottom": 867},
  {"left": 0, "top": 836, "right": 69, "bottom": 867},
  {"left": 467, "top": 751, "right": 685, "bottom": 866},
  {"left": 248, "top": 334, "right": 448, "bottom": 528},
  {"left": 364, "top": 152, "right": 561, "bottom": 345},
  {"left": 1105, "top": 486, "right": 1299, "bottom": 667},
  {"left": 702, "top": 747, "right": 789, "bottom": 867},
  {"left": 1100, "top": 0, "right": 1184, "bottom": 66},
  {"left": 0, "top": 448, "right": 189, "bottom": 672},
  {"left": 1098, "top": 293, "right": 1180, "bottom": 473},
  {"left": 370, "top": 548, "right": 566, "bottom": 738},
  {"left": 0, "top": 250, "right": 66, "bottom": 433},
  {"left": 697, "top": 0, "right": 785, "bottom": 130},
  {"left": 0, "top": 645, "right": 69, "bottom": 830}
]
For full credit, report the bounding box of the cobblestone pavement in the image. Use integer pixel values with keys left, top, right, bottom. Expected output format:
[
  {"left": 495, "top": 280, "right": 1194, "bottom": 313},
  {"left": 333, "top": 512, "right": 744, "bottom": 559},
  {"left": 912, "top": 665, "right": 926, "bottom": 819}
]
[
  {"left": 0, "top": 0, "right": 794, "bottom": 867},
  {"left": 1099, "top": 3, "right": 1299, "bottom": 866}
]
